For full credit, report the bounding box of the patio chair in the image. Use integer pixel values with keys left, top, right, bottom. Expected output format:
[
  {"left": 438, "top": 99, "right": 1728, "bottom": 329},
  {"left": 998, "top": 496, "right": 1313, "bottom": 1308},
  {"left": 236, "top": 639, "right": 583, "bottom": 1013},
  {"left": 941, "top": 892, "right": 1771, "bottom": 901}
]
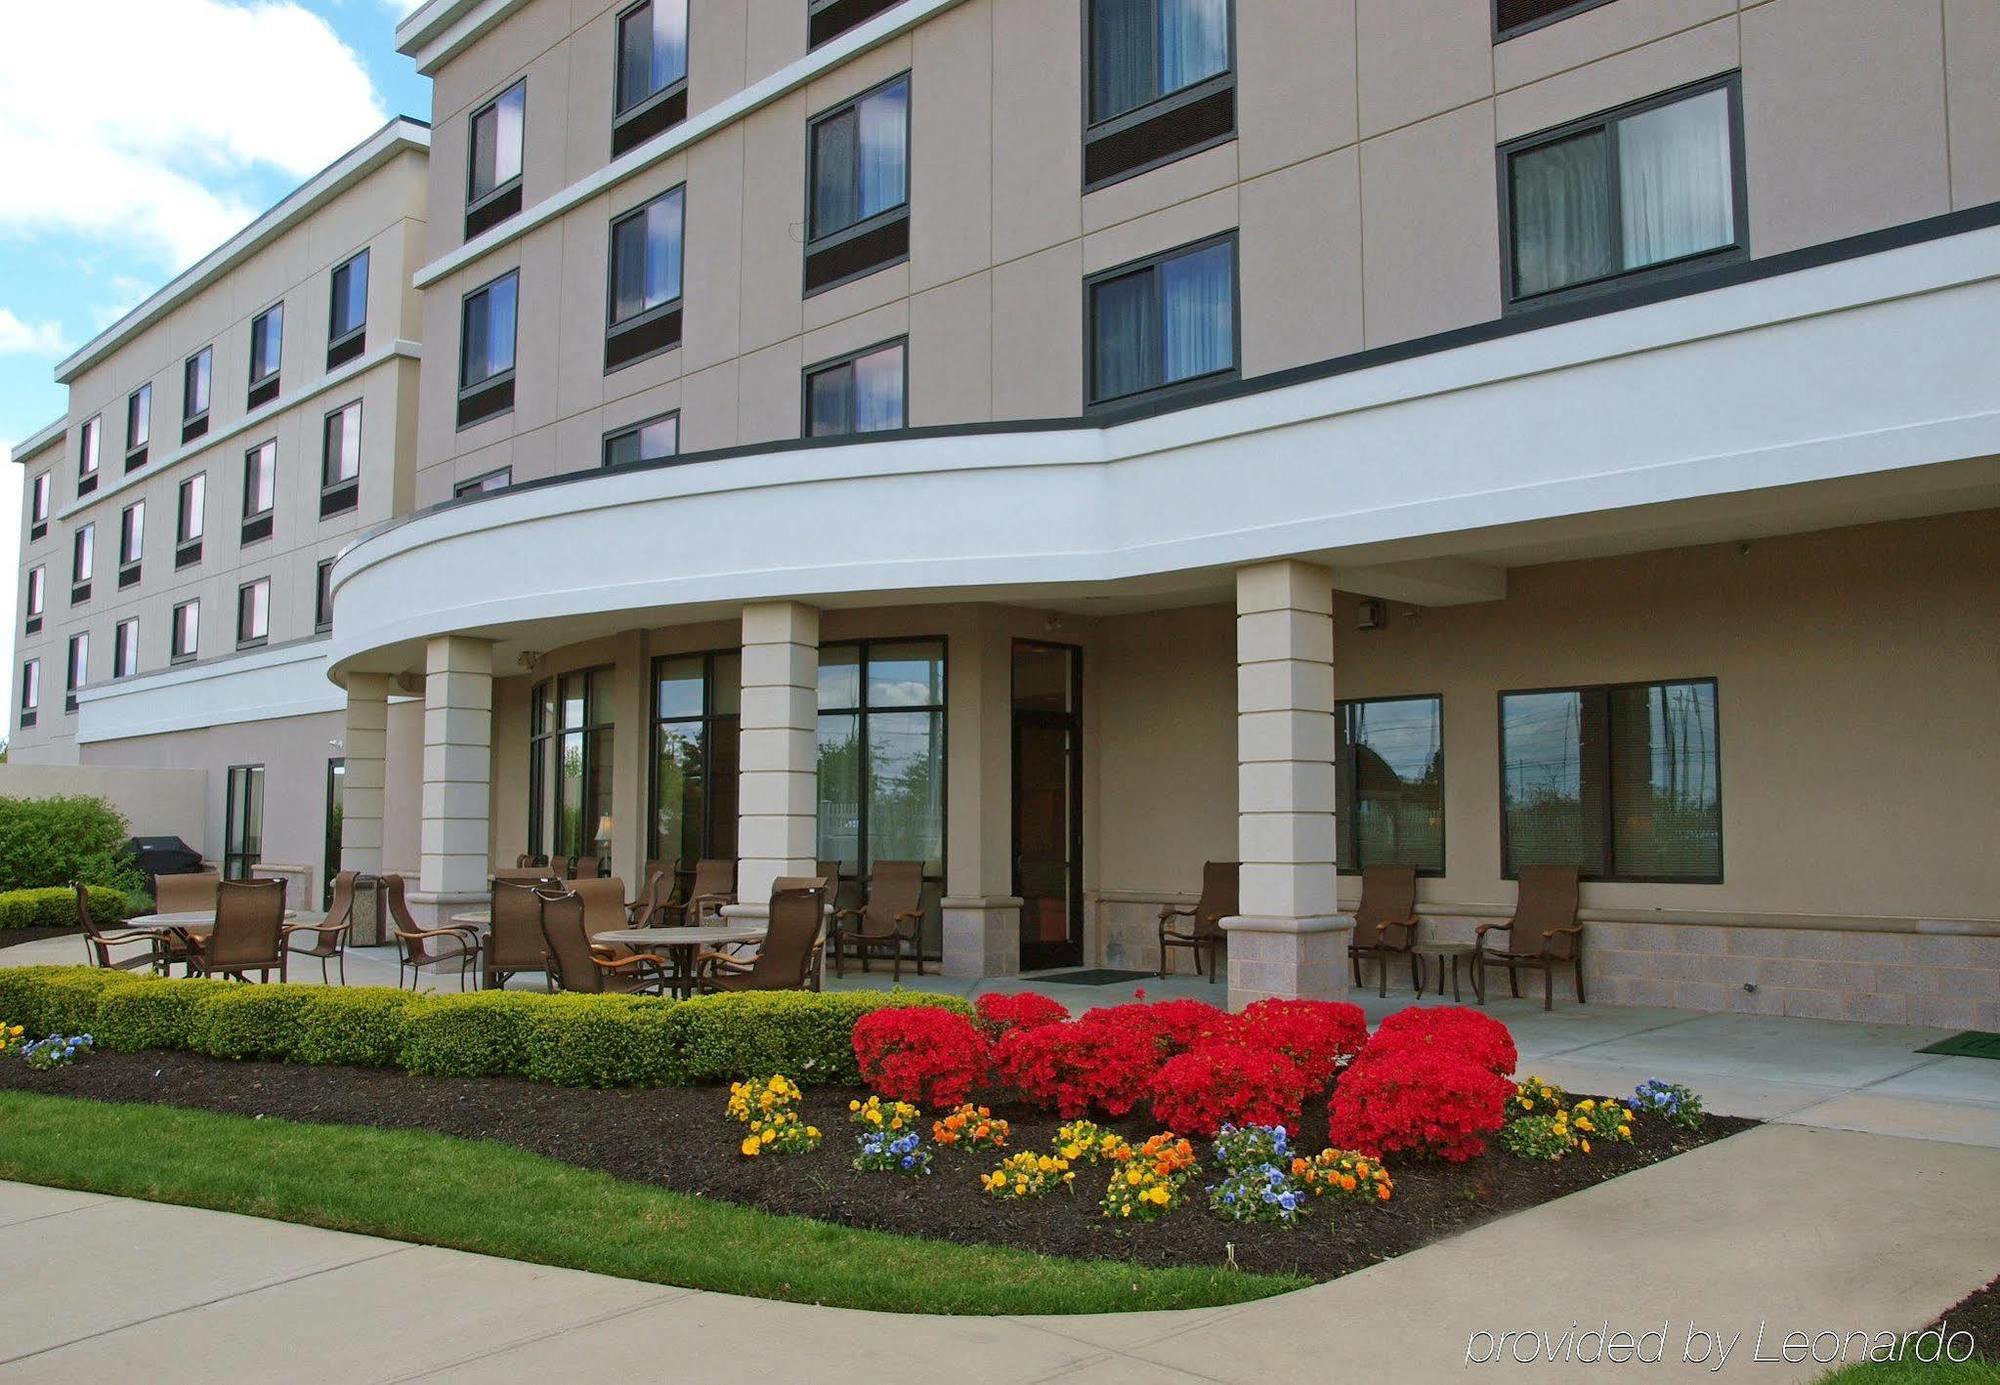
[
  {"left": 73, "top": 881, "right": 174, "bottom": 975},
  {"left": 572, "top": 855, "right": 602, "bottom": 880},
  {"left": 186, "top": 878, "right": 289, "bottom": 983},
  {"left": 1475, "top": 864, "right": 1586, "bottom": 1011},
  {"left": 281, "top": 870, "right": 356, "bottom": 985},
  {"left": 491, "top": 866, "right": 553, "bottom": 884},
  {"left": 828, "top": 860, "right": 925, "bottom": 979},
  {"left": 626, "top": 863, "right": 672, "bottom": 927},
  {"left": 681, "top": 858, "right": 736, "bottom": 926},
  {"left": 484, "top": 878, "right": 550, "bottom": 990},
  {"left": 153, "top": 870, "right": 220, "bottom": 915},
  {"left": 551, "top": 855, "right": 573, "bottom": 880},
  {"left": 538, "top": 888, "right": 671, "bottom": 995},
  {"left": 694, "top": 880, "right": 828, "bottom": 993},
  {"left": 571, "top": 877, "right": 627, "bottom": 937},
  {"left": 1157, "top": 861, "right": 1237, "bottom": 984},
  {"left": 384, "top": 872, "right": 480, "bottom": 992},
  {"left": 1347, "top": 864, "right": 1421, "bottom": 998}
]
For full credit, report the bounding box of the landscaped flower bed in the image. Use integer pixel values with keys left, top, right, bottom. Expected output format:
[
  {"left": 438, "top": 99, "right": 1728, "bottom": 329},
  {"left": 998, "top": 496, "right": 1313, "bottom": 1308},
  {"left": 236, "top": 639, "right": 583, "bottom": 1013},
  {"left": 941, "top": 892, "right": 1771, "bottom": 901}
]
[{"left": 0, "top": 985, "right": 1751, "bottom": 1283}]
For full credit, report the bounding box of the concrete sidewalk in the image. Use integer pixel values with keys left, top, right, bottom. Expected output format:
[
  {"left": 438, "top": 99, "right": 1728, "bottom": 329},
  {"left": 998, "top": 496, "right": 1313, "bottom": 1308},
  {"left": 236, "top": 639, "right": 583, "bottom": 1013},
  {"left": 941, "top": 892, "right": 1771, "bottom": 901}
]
[{"left": 5, "top": 1123, "right": 1997, "bottom": 1383}]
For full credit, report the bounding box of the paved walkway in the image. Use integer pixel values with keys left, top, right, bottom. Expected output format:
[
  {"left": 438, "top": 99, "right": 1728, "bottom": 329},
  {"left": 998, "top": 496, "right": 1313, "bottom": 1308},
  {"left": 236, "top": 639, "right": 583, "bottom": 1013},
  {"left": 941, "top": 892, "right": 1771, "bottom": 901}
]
[{"left": 4, "top": 1122, "right": 1996, "bottom": 1383}]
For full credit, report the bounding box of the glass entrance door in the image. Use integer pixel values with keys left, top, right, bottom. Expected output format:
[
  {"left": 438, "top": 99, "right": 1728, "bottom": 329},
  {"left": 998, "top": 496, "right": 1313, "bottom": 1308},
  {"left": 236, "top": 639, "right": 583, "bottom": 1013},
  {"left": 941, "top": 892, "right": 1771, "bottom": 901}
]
[
  {"left": 1012, "top": 641, "right": 1081, "bottom": 971},
  {"left": 323, "top": 758, "right": 345, "bottom": 908}
]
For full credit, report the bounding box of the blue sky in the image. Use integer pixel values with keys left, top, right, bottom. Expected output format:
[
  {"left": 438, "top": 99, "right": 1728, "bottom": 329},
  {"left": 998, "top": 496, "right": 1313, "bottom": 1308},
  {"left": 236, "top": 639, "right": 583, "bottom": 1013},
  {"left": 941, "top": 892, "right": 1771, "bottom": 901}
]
[{"left": 0, "top": 1, "right": 431, "bottom": 733}]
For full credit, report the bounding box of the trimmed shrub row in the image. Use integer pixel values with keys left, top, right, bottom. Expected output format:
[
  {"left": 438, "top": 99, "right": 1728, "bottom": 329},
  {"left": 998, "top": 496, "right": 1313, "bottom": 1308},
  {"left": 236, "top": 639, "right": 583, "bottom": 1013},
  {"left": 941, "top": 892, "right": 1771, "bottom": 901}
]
[
  {"left": 0, "top": 966, "right": 970, "bottom": 1089},
  {"left": 0, "top": 886, "right": 135, "bottom": 931}
]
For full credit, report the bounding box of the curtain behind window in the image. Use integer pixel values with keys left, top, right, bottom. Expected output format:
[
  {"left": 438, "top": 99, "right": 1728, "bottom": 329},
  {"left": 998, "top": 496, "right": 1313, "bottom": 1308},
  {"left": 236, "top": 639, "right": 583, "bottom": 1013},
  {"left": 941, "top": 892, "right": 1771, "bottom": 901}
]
[
  {"left": 851, "top": 346, "right": 904, "bottom": 432},
  {"left": 811, "top": 110, "right": 858, "bottom": 238},
  {"left": 1092, "top": 269, "right": 1158, "bottom": 400},
  {"left": 808, "top": 367, "right": 853, "bottom": 436},
  {"left": 1091, "top": 0, "right": 1154, "bottom": 121},
  {"left": 1619, "top": 88, "right": 1734, "bottom": 270},
  {"left": 857, "top": 80, "right": 909, "bottom": 222},
  {"left": 1160, "top": 0, "right": 1228, "bottom": 95},
  {"left": 1511, "top": 128, "right": 1615, "bottom": 297},
  {"left": 1160, "top": 241, "right": 1233, "bottom": 382}
]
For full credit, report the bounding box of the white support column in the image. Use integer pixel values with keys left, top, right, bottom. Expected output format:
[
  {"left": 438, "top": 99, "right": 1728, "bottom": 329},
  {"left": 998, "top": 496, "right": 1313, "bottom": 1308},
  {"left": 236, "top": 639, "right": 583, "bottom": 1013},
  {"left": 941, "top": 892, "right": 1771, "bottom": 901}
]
[
  {"left": 737, "top": 602, "right": 819, "bottom": 908},
  {"left": 339, "top": 673, "right": 389, "bottom": 877},
  {"left": 416, "top": 635, "right": 493, "bottom": 923},
  {"left": 1223, "top": 560, "right": 1350, "bottom": 1008}
]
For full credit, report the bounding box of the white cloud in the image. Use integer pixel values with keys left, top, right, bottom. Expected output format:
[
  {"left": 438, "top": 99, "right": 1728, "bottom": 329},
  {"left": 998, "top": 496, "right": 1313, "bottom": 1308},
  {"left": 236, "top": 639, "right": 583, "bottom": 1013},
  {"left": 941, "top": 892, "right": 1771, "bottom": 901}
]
[
  {"left": 0, "top": 0, "right": 388, "bottom": 269},
  {"left": 0, "top": 310, "right": 68, "bottom": 357}
]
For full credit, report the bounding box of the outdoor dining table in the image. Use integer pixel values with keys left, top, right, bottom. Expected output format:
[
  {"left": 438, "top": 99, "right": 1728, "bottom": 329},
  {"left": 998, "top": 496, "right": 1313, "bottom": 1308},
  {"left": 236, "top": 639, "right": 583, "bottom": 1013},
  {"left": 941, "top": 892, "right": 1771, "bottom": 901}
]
[
  {"left": 125, "top": 909, "right": 298, "bottom": 938},
  {"left": 593, "top": 924, "right": 768, "bottom": 998}
]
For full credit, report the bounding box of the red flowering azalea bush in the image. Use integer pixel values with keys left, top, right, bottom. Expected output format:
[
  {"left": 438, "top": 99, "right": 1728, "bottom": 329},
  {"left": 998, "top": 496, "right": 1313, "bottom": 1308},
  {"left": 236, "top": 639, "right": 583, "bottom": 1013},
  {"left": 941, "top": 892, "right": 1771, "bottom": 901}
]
[
  {"left": 1094, "top": 998, "right": 1233, "bottom": 1058},
  {"left": 1327, "top": 1046, "right": 1513, "bottom": 1162},
  {"left": 1367, "top": 1005, "right": 1518, "bottom": 1077},
  {"left": 1148, "top": 1042, "right": 1307, "bottom": 1136},
  {"left": 992, "top": 1012, "right": 1156, "bottom": 1118},
  {"left": 973, "top": 991, "right": 1069, "bottom": 1040},
  {"left": 851, "top": 1006, "right": 991, "bottom": 1108},
  {"left": 1229, "top": 998, "right": 1368, "bottom": 1087}
]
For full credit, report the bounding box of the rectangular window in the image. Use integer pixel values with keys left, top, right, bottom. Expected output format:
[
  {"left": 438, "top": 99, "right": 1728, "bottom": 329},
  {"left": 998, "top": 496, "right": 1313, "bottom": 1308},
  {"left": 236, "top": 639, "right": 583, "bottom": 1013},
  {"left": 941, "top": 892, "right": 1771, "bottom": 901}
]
[
  {"left": 182, "top": 346, "right": 212, "bottom": 441},
  {"left": 30, "top": 472, "right": 50, "bottom": 529},
  {"left": 1087, "top": 232, "right": 1237, "bottom": 406},
  {"left": 67, "top": 632, "right": 87, "bottom": 696},
  {"left": 113, "top": 618, "right": 138, "bottom": 679},
  {"left": 118, "top": 500, "right": 144, "bottom": 583},
  {"left": 605, "top": 187, "right": 685, "bottom": 369},
  {"left": 805, "top": 339, "right": 905, "bottom": 437},
  {"left": 126, "top": 384, "right": 151, "bottom": 466},
  {"left": 1500, "top": 679, "right": 1721, "bottom": 882},
  {"left": 805, "top": 74, "right": 910, "bottom": 294},
  {"left": 816, "top": 638, "right": 946, "bottom": 957},
  {"left": 177, "top": 472, "right": 206, "bottom": 568},
  {"left": 248, "top": 302, "right": 283, "bottom": 406},
  {"left": 613, "top": 0, "right": 689, "bottom": 155},
  {"left": 526, "top": 668, "right": 615, "bottom": 865},
  {"left": 24, "top": 566, "right": 44, "bottom": 622},
  {"left": 243, "top": 441, "right": 276, "bottom": 522},
  {"left": 458, "top": 270, "right": 519, "bottom": 427},
  {"left": 78, "top": 416, "right": 100, "bottom": 486},
  {"left": 328, "top": 249, "right": 370, "bottom": 367},
  {"left": 315, "top": 559, "right": 335, "bottom": 632},
  {"left": 453, "top": 467, "right": 512, "bottom": 497},
  {"left": 320, "top": 401, "right": 361, "bottom": 516},
  {"left": 1503, "top": 76, "right": 1744, "bottom": 306},
  {"left": 237, "top": 577, "right": 270, "bottom": 647},
  {"left": 224, "top": 764, "right": 265, "bottom": 880},
  {"left": 20, "top": 659, "right": 39, "bottom": 719},
  {"left": 1494, "top": 0, "right": 1616, "bottom": 42},
  {"left": 603, "top": 412, "right": 679, "bottom": 468},
  {"left": 648, "top": 650, "right": 741, "bottom": 868},
  {"left": 1085, "top": 0, "right": 1235, "bottom": 190},
  {"left": 72, "top": 523, "right": 94, "bottom": 585},
  {"left": 466, "top": 79, "right": 526, "bottom": 236},
  {"left": 1336, "top": 696, "right": 1445, "bottom": 874},
  {"left": 808, "top": 0, "right": 901, "bottom": 48},
  {"left": 172, "top": 599, "right": 199, "bottom": 661}
]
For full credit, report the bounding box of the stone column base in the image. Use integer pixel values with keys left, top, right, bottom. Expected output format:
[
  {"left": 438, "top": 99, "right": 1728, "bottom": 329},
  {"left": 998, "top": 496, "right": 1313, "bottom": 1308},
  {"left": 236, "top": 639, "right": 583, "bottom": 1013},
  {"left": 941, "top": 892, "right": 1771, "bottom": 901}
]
[
  {"left": 942, "top": 896, "right": 1023, "bottom": 979},
  {"left": 1220, "top": 914, "right": 1354, "bottom": 1010},
  {"left": 406, "top": 890, "right": 489, "bottom": 934}
]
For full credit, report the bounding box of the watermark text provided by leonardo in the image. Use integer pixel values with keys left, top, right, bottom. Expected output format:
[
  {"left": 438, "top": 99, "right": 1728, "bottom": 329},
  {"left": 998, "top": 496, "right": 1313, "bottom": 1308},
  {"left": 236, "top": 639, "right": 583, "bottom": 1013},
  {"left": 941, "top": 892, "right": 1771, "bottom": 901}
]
[{"left": 1463, "top": 1320, "right": 1978, "bottom": 1370}]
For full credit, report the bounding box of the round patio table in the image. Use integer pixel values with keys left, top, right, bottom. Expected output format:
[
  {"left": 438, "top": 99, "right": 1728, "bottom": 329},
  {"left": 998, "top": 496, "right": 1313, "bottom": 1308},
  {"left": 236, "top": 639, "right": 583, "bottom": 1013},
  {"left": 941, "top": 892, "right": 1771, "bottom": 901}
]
[
  {"left": 593, "top": 924, "right": 768, "bottom": 998},
  {"left": 126, "top": 909, "right": 298, "bottom": 937},
  {"left": 1416, "top": 942, "right": 1485, "bottom": 1005}
]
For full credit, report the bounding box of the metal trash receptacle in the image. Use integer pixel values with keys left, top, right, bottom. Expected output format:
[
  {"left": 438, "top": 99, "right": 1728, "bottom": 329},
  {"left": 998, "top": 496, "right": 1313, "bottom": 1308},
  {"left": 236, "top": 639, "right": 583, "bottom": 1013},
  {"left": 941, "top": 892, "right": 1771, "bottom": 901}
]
[{"left": 349, "top": 874, "right": 388, "bottom": 946}]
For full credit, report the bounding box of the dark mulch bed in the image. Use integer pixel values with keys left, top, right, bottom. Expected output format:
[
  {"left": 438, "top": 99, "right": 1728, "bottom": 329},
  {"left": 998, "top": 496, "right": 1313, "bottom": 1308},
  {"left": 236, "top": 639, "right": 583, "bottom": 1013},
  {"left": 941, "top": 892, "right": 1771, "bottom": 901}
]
[
  {"left": 0, "top": 1051, "right": 1752, "bottom": 1281},
  {"left": 0, "top": 927, "right": 83, "bottom": 950},
  {"left": 1931, "top": 1275, "right": 2000, "bottom": 1361}
]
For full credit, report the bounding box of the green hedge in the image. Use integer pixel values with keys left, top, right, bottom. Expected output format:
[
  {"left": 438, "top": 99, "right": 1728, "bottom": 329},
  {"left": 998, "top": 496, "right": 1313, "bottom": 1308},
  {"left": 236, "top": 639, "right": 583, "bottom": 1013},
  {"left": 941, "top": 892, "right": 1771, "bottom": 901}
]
[
  {"left": 0, "top": 966, "right": 970, "bottom": 1090},
  {"left": 0, "top": 886, "right": 135, "bottom": 931},
  {"left": 0, "top": 794, "right": 148, "bottom": 896}
]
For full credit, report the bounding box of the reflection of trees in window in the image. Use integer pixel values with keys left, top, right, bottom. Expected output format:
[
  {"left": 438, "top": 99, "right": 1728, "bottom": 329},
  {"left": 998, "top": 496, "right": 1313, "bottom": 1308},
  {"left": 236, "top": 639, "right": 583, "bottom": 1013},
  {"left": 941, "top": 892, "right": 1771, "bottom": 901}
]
[
  {"left": 1336, "top": 696, "right": 1443, "bottom": 873},
  {"left": 649, "top": 651, "right": 739, "bottom": 867},
  {"left": 528, "top": 668, "right": 615, "bottom": 866}
]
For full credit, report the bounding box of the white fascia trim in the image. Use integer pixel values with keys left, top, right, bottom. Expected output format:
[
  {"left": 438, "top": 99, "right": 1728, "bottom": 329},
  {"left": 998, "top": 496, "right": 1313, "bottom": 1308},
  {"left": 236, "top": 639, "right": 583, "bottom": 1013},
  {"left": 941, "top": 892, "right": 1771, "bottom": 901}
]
[
  {"left": 9, "top": 417, "right": 66, "bottom": 463},
  {"left": 74, "top": 640, "right": 342, "bottom": 744},
  {"left": 410, "top": 0, "right": 968, "bottom": 288},
  {"left": 52, "top": 341, "right": 420, "bottom": 523},
  {"left": 56, "top": 120, "right": 431, "bottom": 383},
  {"left": 397, "top": 0, "right": 532, "bottom": 72}
]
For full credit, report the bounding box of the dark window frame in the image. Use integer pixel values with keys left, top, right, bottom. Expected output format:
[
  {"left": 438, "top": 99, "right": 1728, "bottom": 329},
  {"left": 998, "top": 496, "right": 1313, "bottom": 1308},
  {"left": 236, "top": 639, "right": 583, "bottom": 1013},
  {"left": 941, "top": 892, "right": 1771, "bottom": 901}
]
[
  {"left": 314, "top": 558, "right": 336, "bottom": 633},
  {"left": 176, "top": 472, "right": 206, "bottom": 568},
  {"left": 319, "top": 400, "right": 362, "bottom": 517},
  {"left": 612, "top": 0, "right": 690, "bottom": 153},
  {"left": 242, "top": 440, "right": 276, "bottom": 522},
  {"left": 182, "top": 345, "right": 213, "bottom": 440},
  {"left": 527, "top": 666, "right": 617, "bottom": 865},
  {"left": 248, "top": 301, "right": 284, "bottom": 406},
  {"left": 77, "top": 415, "right": 101, "bottom": 487},
  {"left": 20, "top": 658, "right": 39, "bottom": 723},
  {"left": 1497, "top": 72, "right": 1748, "bottom": 313},
  {"left": 236, "top": 577, "right": 271, "bottom": 649},
  {"left": 223, "top": 764, "right": 265, "bottom": 880},
  {"left": 117, "top": 499, "right": 144, "bottom": 586},
  {"left": 457, "top": 269, "right": 520, "bottom": 429},
  {"left": 1496, "top": 676, "right": 1724, "bottom": 885},
  {"left": 327, "top": 248, "right": 370, "bottom": 367},
  {"left": 30, "top": 471, "right": 50, "bottom": 535},
  {"left": 112, "top": 617, "right": 139, "bottom": 680},
  {"left": 66, "top": 632, "right": 88, "bottom": 707},
  {"left": 802, "top": 335, "right": 908, "bottom": 437},
  {"left": 1081, "top": 0, "right": 1239, "bottom": 192},
  {"left": 71, "top": 522, "right": 94, "bottom": 588},
  {"left": 24, "top": 564, "right": 44, "bottom": 623},
  {"left": 171, "top": 598, "right": 199, "bottom": 663},
  {"left": 602, "top": 410, "right": 680, "bottom": 468},
  {"left": 465, "top": 78, "right": 527, "bottom": 235},
  {"left": 125, "top": 383, "right": 151, "bottom": 469},
  {"left": 807, "top": 0, "right": 902, "bottom": 49},
  {"left": 453, "top": 466, "right": 513, "bottom": 498},
  {"left": 1335, "top": 694, "right": 1446, "bottom": 877},
  {"left": 646, "top": 648, "right": 742, "bottom": 869},
  {"left": 604, "top": 184, "right": 686, "bottom": 371},
  {"left": 1492, "top": 0, "right": 1617, "bottom": 42},
  {"left": 803, "top": 71, "right": 913, "bottom": 296},
  {"left": 1083, "top": 228, "right": 1241, "bottom": 408}
]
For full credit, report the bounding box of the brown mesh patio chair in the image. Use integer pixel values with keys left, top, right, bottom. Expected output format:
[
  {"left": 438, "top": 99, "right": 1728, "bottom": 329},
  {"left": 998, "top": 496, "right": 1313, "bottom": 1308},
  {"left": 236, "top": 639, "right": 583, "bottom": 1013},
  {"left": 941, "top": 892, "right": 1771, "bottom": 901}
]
[
  {"left": 572, "top": 877, "right": 627, "bottom": 937},
  {"left": 550, "top": 855, "right": 573, "bottom": 880},
  {"left": 829, "top": 860, "right": 925, "bottom": 979},
  {"left": 73, "top": 881, "right": 173, "bottom": 975},
  {"left": 1157, "top": 861, "right": 1237, "bottom": 984},
  {"left": 282, "top": 870, "right": 357, "bottom": 985},
  {"left": 538, "top": 888, "right": 671, "bottom": 995},
  {"left": 572, "top": 855, "right": 602, "bottom": 880},
  {"left": 484, "top": 878, "right": 550, "bottom": 990},
  {"left": 1475, "top": 864, "right": 1586, "bottom": 1011},
  {"left": 681, "top": 858, "right": 736, "bottom": 926},
  {"left": 153, "top": 870, "right": 220, "bottom": 915},
  {"left": 694, "top": 880, "right": 828, "bottom": 993},
  {"left": 186, "top": 878, "right": 288, "bottom": 982},
  {"left": 1347, "top": 864, "right": 1421, "bottom": 998},
  {"left": 492, "top": 866, "right": 553, "bottom": 884},
  {"left": 384, "top": 872, "right": 480, "bottom": 992},
  {"left": 626, "top": 863, "right": 672, "bottom": 927}
]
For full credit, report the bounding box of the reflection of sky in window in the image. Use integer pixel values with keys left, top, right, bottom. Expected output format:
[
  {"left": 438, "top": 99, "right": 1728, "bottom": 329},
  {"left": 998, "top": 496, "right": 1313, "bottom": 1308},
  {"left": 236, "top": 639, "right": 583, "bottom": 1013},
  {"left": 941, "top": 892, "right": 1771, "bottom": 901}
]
[
  {"left": 1503, "top": 691, "right": 1582, "bottom": 799},
  {"left": 1636, "top": 683, "right": 1718, "bottom": 808},
  {"left": 1353, "top": 700, "right": 1438, "bottom": 783}
]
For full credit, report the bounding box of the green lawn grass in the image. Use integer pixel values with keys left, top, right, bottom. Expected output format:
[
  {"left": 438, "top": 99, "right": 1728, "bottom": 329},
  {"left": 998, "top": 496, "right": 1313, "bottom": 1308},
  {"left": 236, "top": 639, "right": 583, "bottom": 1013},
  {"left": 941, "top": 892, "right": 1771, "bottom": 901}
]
[
  {"left": 0, "top": 1091, "right": 1304, "bottom": 1315},
  {"left": 1817, "top": 1359, "right": 1998, "bottom": 1383}
]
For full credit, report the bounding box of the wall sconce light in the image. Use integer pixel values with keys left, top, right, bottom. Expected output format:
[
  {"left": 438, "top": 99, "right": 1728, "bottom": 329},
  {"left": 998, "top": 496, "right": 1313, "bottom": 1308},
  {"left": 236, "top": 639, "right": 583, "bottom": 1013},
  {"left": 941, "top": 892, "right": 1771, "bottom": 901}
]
[{"left": 1357, "top": 598, "right": 1387, "bottom": 631}]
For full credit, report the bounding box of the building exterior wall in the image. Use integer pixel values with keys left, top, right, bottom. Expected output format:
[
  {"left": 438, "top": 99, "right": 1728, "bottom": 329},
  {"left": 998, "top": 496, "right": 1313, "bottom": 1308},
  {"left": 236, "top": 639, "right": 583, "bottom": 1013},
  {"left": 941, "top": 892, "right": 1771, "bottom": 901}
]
[{"left": 0, "top": 763, "right": 207, "bottom": 853}]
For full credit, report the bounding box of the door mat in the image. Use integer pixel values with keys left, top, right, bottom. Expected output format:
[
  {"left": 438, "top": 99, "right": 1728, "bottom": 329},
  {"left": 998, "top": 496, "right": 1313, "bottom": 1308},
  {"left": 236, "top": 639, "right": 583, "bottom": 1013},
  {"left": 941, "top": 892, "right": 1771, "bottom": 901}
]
[
  {"left": 1917, "top": 1031, "right": 2000, "bottom": 1060},
  {"left": 1022, "top": 968, "right": 1158, "bottom": 987}
]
